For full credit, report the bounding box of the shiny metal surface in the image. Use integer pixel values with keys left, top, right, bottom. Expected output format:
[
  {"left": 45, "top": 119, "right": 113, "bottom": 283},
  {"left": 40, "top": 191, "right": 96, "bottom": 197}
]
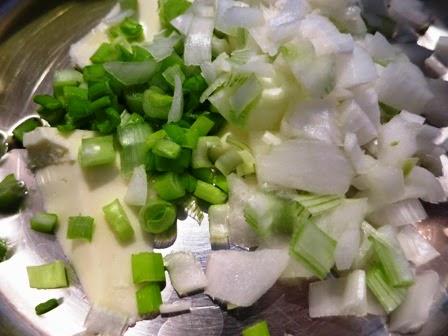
[{"left": 1, "top": 1, "right": 448, "bottom": 336}]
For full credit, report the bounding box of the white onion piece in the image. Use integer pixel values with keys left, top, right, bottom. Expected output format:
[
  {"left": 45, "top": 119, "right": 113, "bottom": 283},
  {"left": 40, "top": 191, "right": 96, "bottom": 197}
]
[
  {"left": 167, "top": 74, "right": 184, "bottom": 123},
  {"left": 300, "top": 14, "right": 354, "bottom": 56},
  {"left": 281, "top": 99, "right": 342, "bottom": 145},
  {"left": 335, "top": 226, "right": 361, "bottom": 271},
  {"left": 215, "top": 0, "right": 242, "bottom": 35},
  {"left": 208, "top": 204, "right": 230, "bottom": 247},
  {"left": 160, "top": 301, "right": 192, "bottom": 315},
  {"left": 309, "top": 270, "right": 367, "bottom": 318},
  {"left": 205, "top": 249, "right": 289, "bottom": 307},
  {"left": 368, "top": 199, "right": 427, "bottom": 227},
  {"left": 184, "top": 16, "right": 214, "bottom": 66},
  {"left": 404, "top": 166, "right": 446, "bottom": 204},
  {"left": 256, "top": 139, "right": 354, "bottom": 195},
  {"left": 397, "top": 225, "right": 440, "bottom": 266},
  {"left": 353, "top": 163, "right": 405, "bottom": 207},
  {"left": 377, "top": 112, "right": 422, "bottom": 167},
  {"left": 227, "top": 175, "right": 259, "bottom": 248},
  {"left": 390, "top": 271, "right": 440, "bottom": 333},
  {"left": 338, "top": 100, "right": 377, "bottom": 145},
  {"left": 280, "top": 257, "right": 314, "bottom": 280},
  {"left": 366, "top": 290, "right": 386, "bottom": 316},
  {"left": 146, "top": 31, "right": 181, "bottom": 62},
  {"left": 352, "top": 84, "right": 381, "bottom": 129},
  {"left": 84, "top": 306, "right": 128, "bottom": 336},
  {"left": 170, "top": 8, "right": 194, "bottom": 35},
  {"left": 165, "top": 252, "right": 207, "bottom": 296},
  {"left": 124, "top": 165, "right": 147, "bottom": 206},
  {"left": 230, "top": 75, "right": 262, "bottom": 113},
  {"left": 222, "top": 7, "right": 264, "bottom": 28},
  {"left": 363, "top": 32, "right": 403, "bottom": 65},
  {"left": 375, "top": 61, "right": 434, "bottom": 115},
  {"left": 335, "top": 46, "right": 377, "bottom": 89},
  {"left": 344, "top": 133, "right": 376, "bottom": 174}
]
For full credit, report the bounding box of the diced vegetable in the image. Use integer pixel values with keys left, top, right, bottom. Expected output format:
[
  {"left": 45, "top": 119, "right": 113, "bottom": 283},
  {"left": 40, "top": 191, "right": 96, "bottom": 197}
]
[
  {"left": 13, "top": 118, "right": 42, "bottom": 143},
  {"left": 0, "top": 174, "right": 27, "bottom": 213},
  {"left": 35, "top": 299, "right": 60, "bottom": 315},
  {"left": 27, "top": 260, "right": 68, "bottom": 289},
  {"left": 78, "top": 136, "right": 115, "bottom": 168},
  {"left": 242, "top": 320, "right": 271, "bottom": 336},
  {"left": 103, "top": 199, "right": 135, "bottom": 243},
  {"left": 154, "top": 172, "right": 185, "bottom": 201},
  {"left": 131, "top": 252, "right": 165, "bottom": 284},
  {"left": 139, "top": 199, "right": 176, "bottom": 234},
  {"left": 165, "top": 252, "right": 207, "bottom": 296},
  {"left": 289, "top": 220, "right": 336, "bottom": 280},
  {"left": 136, "top": 283, "right": 162, "bottom": 315},
  {"left": 30, "top": 212, "right": 58, "bottom": 234},
  {"left": 67, "top": 216, "right": 95, "bottom": 242},
  {"left": 194, "top": 180, "right": 227, "bottom": 204}
]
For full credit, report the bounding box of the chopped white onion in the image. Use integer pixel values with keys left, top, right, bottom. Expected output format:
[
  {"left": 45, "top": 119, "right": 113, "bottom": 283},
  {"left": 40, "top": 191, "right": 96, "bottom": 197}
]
[
  {"left": 280, "top": 257, "right": 314, "bottom": 280},
  {"left": 309, "top": 270, "right": 367, "bottom": 318},
  {"left": 300, "top": 13, "right": 354, "bottom": 56},
  {"left": 184, "top": 14, "right": 215, "bottom": 66},
  {"left": 367, "top": 199, "right": 427, "bottom": 227},
  {"left": 256, "top": 139, "right": 354, "bottom": 195},
  {"left": 397, "top": 225, "right": 440, "bottom": 266},
  {"left": 205, "top": 249, "right": 289, "bottom": 307},
  {"left": 352, "top": 84, "right": 381, "bottom": 128},
  {"left": 335, "top": 46, "right": 377, "bottom": 89},
  {"left": 160, "top": 301, "right": 192, "bottom": 315},
  {"left": 337, "top": 100, "right": 377, "bottom": 145},
  {"left": 362, "top": 32, "right": 403, "bottom": 65},
  {"left": 344, "top": 133, "right": 377, "bottom": 174},
  {"left": 165, "top": 252, "right": 207, "bottom": 296},
  {"left": 375, "top": 61, "right": 434, "bottom": 115},
  {"left": 167, "top": 74, "right": 184, "bottom": 123},
  {"left": 404, "top": 166, "right": 446, "bottom": 203},
  {"left": 208, "top": 204, "right": 230, "bottom": 247},
  {"left": 146, "top": 31, "right": 181, "bottom": 62},
  {"left": 281, "top": 99, "right": 342, "bottom": 145},
  {"left": 221, "top": 7, "right": 265, "bottom": 29},
  {"left": 170, "top": 8, "right": 194, "bottom": 35},
  {"left": 124, "top": 165, "right": 147, "bottom": 206},
  {"left": 390, "top": 271, "right": 440, "bottom": 333}
]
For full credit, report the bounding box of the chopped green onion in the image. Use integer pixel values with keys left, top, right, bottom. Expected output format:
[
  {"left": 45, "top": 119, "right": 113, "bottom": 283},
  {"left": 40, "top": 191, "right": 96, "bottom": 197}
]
[
  {"left": 33, "top": 95, "right": 62, "bottom": 110},
  {"left": 83, "top": 64, "right": 107, "bottom": 83},
  {"left": 30, "top": 212, "right": 58, "bottom": 234},
  {"left": 372, "top": 239, "right": 414, "bottom": 288},
  {"left": 194, "top": 180, "right": 227, "bottom": 205},
  {"left": 78, "top": 135, "right": 115, "bottom": 168},
  {"left": 67, "top": 216, "right": 94, "bottom": 242},
  {"left": 140, "top": 199, "right": 177, "bottom": 234},
  {"left": 366, "top": 265, "right": 406, "bottom": 313},
  {"left": 294, "top": 194, "right": 343, "bottom": 216},
  {"left": 35, "top": 298, "right": 60, "bottom": 316},
  {"left": 154, "top": 173, "right": 186, "bottom": 201},
  {"left": 152, "top": 139, "right": 181, "bottom": 159},
  {"left": 89, "top": 96, "right": 112, "bottom": 113},
  {"left": 118, "top": 17, "right": 144, "bottom": 41},
  {"left": 125, "top": 92, "right": 144, "bottom": 114},
  {"left": 0, "top": 239, "right": 7, "bottom": 262},
  {"left": 118, "top": 123, "right": 153, "bottom": 176},
  {"left": 104, "top": 60, "right": 159, "bottom": 86},
  {"left": 215, "top": 150, "right": 243, "bottom": 176},
  {"left": 145, "top": 129, "right": 167, "bottom": 150},
  {"left": 143, "top": 88, "right": 173, "bottom": 120},
  {"left": 66, "top": 96, "right": 91, "bottom": 122},
  {"left": 63, "top": 86, "right": 88, "bottom": 100},
  {"left": 153, "top": 149, "right": 191, "bottom": 173},
  {"left": 12, "top": 118, "right": 41, "bottom": 143},
  {"left": 180, "top": 174, "right": 197, "bottom": 193},
  {"left": 88, "top": 81, "right": 112, "bottom": 101},
  {"left": 159, "top": 0, "right": 191, "bottom": 28},
  {"left": 0, "top": 174, "right": 27, "bottom": 213},
  {"left": 103, "top": 199, "right": 135, "bottom": 243},
  {"left": 190, "top": 116, "right": 215, "bottom": 136},
  {"left": 163, "top": 123, "right": 186, "bottom": 145},
  {"left": 289, "top": 220, "right": 336, "bottom": 280},
  {"left": 183, "top": 129, "right": 200, "bottom": 149},
  {"left": 235, "top": 150, "right": 255, "bottom": 176},
  {"left": 192, "top": 136, "right": 221, "bottom": 169},
  {"left": 136, "top": 283, "right": 162, "bottom": 315},
  {"left": 131, "top": 252, "right": 165, "bottom": 284},
  {"left": 90, "top": 43, "right": 121, "bottom": 64},
  {"left": 162, "top": 64, "right": 185, "bottom": 87},
  {"left": 27, "top": 260, "right": 68, "bottom": 289},
  {"left": 242, "top": 320, "right": 271, "bottom": 336},
  {"left": 53, "top": 69, "right": 83, "bottom": 88}
]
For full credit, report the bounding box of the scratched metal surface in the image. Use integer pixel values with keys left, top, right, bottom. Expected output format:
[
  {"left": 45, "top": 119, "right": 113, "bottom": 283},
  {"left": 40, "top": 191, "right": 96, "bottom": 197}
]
[{"left": 1, "top": 1, "right": 448, "bottom": 336}]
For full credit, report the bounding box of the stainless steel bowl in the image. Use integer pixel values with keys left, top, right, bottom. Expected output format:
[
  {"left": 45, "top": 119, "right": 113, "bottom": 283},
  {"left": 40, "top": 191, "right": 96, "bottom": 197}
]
[{"left": 1, "top": 1, "right": 448, "bottom": 335}]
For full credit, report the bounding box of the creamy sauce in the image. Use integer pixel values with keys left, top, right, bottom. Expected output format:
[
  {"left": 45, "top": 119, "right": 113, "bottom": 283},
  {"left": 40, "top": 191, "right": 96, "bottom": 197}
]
[{"left": 34, "top": 130, "right": 151, "bottom": 318}]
